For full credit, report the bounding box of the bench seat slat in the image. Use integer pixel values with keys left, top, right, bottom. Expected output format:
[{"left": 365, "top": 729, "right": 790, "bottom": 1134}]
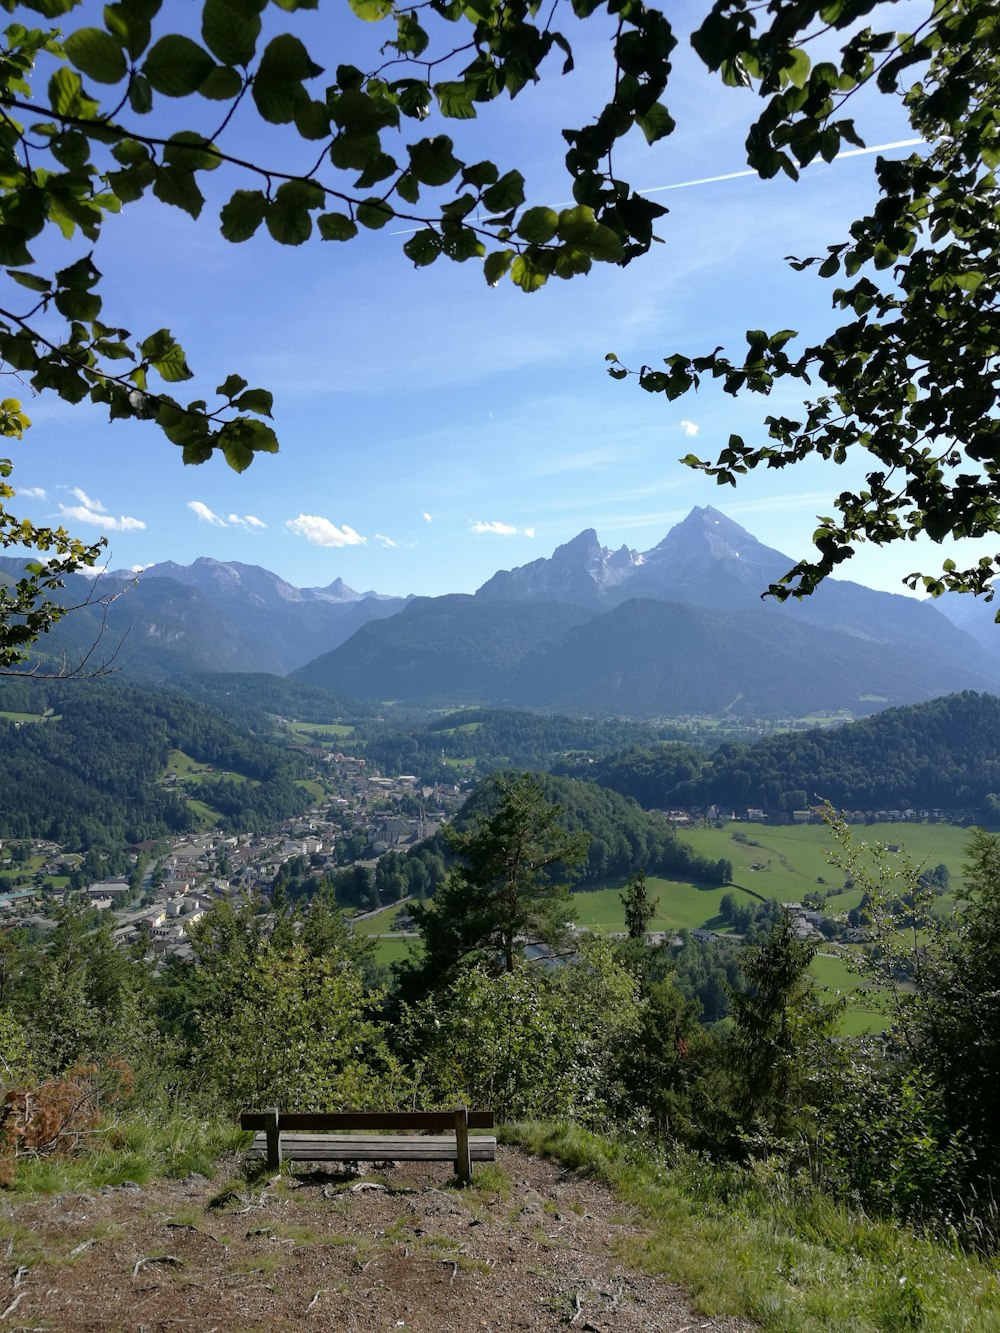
[
  {"left": 246, "top": 1132, "right": 497, "bottom": 1162},
  {"left": 241, "top": 1111, "right": 493, "bottom": 1132}
]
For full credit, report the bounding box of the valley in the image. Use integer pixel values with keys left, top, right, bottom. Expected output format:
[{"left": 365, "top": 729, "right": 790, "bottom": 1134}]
[{"left": 2, "top": 510, "right": 999, "bottom": 1324}]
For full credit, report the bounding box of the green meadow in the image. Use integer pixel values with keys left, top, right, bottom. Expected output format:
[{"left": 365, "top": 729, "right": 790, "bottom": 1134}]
[
  {"left": 681, "top": 819, "right": 970, "bottom": 912},
  {"left": 287, "top": 721, "right": 355, "bottom": 738}
]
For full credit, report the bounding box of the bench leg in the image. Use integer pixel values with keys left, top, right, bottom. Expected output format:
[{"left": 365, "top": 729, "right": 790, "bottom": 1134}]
[
  {"left": 454, "top": 1106, "right": 472, "bottom": 1186},
  {"left": 264, "top": 1106, "right": 282, "bottom": 1171}
]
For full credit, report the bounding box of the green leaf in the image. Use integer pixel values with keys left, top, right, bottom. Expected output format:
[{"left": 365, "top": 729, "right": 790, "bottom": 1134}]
[
  {"left": 484, "top": 249, "right": 513, "bottom": 286},
  {"left": 112, "top": 137, "right": 150, "bottom": 166},
  {"left": 265, "top": 201, "right": 311, "bottom": 245},
  {"left": 257, "top": 33, "right": 322, "bottom": 82},
  {"left": 216, "top": 373, "right": 248, "bottom": 398},
  {"left": 482, "top": 170, "right": 525, "bottom": 213},
  {"left": 198, "top": 64, "right": 243, "bottom": 100},
  {"left": 408, "top": 136, "right": 461, "bottom": 186},
  {"left": 557, "top": 204, "right": 596, "bottom": 244},
  {"left": 356, "top": 198, "right": 393, "bottom": 229},
  {"left": 276, "top": 178, "right": 325, "bottom": 210},
  {"left": 202, "top": 0, "right": 260, "bottom": 66},
  {"left": 516, "top": 207, "right": 558, "bottom": 244},
  {"left": 554, "top": 247, "right": 592, "bottom": 279},
  {"left": 317, "top": 212, "right": 358, "bottom": 241},
  {"left": 581, "top": 223, "right": 624, "bottom": 261},
  {"left": 233, "top": 387, "right": 273, "bottom": 415},
  {"left": 143, "top": 34, "right": 215, "bottom": 96},
  {"left": 128, "top": 71, "right": 153, "bottom": 113},
  {"left": 221, "top": 435, "right": 253, "bottom": 471},
  {"left": 0, "top": 231, "right": 33, "bottom": 267},
  {"left": 153, "top": 164, "right": 205, "bottom": 217},
  {"left": 163, "top": 131, "right": 220, "bottom": 172},
  {"left": 104, "top": 0, "right": 154, "bottom": 60},
  {"left": 462, "top": 160, "right": 499, "bottom": 189},
  {"left": 403, "top": 229, "right": 441, "bottom": 267},
  {"left": 348, "top": 0, "right": 392, "bottom": 18},
  {"left": 220, "top": 189, "right": 267, "bottom": 241},
  {"left": 64, "top": 27, "right": 127, "bottom": 83},
  {"left": 54, "top": 287, "right": 102, "bottom": 320},
  {"left": 510, "top": 254, "right": 548, "bottom": 292},
  {"left": 141, "top": 330, "right": 192, "bottom": 382},
  {"left": 9, "top": 271, "right": 50, "bottom": 293},
  {"left": 784, "top": 47, "right": 811, "bottom": 88},
  {"left": 636, "top": 102, "right": 675, "bottom": 145},
  {"left": 395, "top": 79, "right": 430, "bottom": 120},
  {"left": 293, "top": 98, "right": 331, "bottom": 139},
  {"left": 396, "top": 172, "right": 419, "bottom": 205},
  {"left": 48, "top": 67, "right": 85, "bottom": 116},
  {"left": 434, "top": 81, "right": 476, "bottom": 119}
]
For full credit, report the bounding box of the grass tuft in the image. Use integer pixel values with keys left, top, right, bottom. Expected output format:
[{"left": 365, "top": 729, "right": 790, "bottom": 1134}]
[{"left": 505, "top": 1121, "right": 1000, "bottom": 1332}]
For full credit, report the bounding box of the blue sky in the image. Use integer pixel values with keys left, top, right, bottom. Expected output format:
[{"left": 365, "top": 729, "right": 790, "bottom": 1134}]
[{"left": 9, "top": 0, "right": 981, "bottom": 599}]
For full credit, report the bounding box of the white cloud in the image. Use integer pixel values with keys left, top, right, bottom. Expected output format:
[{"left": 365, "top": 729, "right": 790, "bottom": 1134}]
[
  {"left": 680, "top": 420, "right": 700, "bottom": 437},
  {"left": 71, "top": 487, "right": 106, "bottom": 512},
  {"left": 374, "top": 533, "right": 398, "bottom": 549},
  {"left": 130, "top": 563, "right": 155, "bottom": 573},
  {"left": 422, "top": 511, "right": 433, "bottom": 523},
  {"left": 470, "top": 520, "right": 526, "bottom": 536},
  {"left": 60, "top": 504, "right": 145, "bottom": 532},
  {"left": 19, "top": 486, "right": 46, "bottom": 499},
  {"left": 188, "top": 500, "right": 228, "bottom": 527},
  {"left": 227, "top": 513, "right": 268, "bottom": 530},
  {"left": 286, "top": 515, "right": 366, "bottom": 548}
]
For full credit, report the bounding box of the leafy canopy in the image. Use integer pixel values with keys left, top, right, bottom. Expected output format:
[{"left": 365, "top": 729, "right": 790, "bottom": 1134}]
[{"left": 0, "top": 0, "right": 994, "bottom": 635}]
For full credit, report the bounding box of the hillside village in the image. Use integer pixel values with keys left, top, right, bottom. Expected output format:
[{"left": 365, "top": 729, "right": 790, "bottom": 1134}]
[{"left": 0, "top": 745, "right": 462, "bottom": 961}]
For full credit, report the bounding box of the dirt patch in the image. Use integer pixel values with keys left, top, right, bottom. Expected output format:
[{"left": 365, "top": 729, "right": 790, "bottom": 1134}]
[{"left": 0, "top": 1147, "right": 755, "bottom": 1331}]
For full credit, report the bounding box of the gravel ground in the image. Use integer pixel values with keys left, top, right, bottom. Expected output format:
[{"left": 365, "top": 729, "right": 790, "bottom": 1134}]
[{"left": 0, "top": 1146, "right": 757, "bottom": 1332}]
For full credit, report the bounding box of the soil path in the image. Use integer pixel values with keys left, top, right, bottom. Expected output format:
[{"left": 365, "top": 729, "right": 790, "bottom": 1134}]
[{"left": 0, "top": 1146, "right": 755, "bottom": 1332}]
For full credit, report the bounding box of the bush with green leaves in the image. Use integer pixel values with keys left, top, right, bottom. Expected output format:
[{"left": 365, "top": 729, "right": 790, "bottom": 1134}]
[
  {"left": 191, "top": 939, "right": 405, "bottom": 1114},
  {"left": 400, "top": 937, "right": 641, "bottom": 1124}
]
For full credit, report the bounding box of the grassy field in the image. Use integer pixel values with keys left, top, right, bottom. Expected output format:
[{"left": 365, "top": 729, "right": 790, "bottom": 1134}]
[
  {"left": 0, "top": 709, "right": 58, "bottom": 723},
  {"left": 352, "top": 902, "right": 410, "bottom": 935},
  {"left": 570, "top": 879, "right": 757, "bottom": 935},
  {"left": 288, "top": 721, "right": 355, "bottom": 738},
  {"left": 809, "top": 950, "right": 892, "bottom": 1034},
  {"left": 681, "top": 820, "right": 969, "bottom": 911}
]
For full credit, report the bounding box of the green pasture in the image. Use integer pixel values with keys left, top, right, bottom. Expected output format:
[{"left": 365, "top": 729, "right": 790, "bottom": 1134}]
[
  {"left": 184, "top": 797, "right": 218, "bottom": 830},
  {"left": 166, "top": 749, "right": 213, "bottom": 775},
  {"left": 571, "top": 878, "right": 759, "bottom": 935},
  {"left": 0, "top": 855, "right": 45, "bottom": 882},
  {"left": 288, "top": 721, "right": 355, "bottom": 737},
  {"left": 443, "top": 756, "right": 477, "bottom": 768},
  {"left": 681, "top": 821, "right": 969, "bottom": 910},
  {"left": 351, "top": 901, "right": 410, "bottom": 935},
  {"left": 0, "top": 710, "right": 58, "bottom": 723},
  {"left": 164, "top": 750, "right": 258, "bottom": 789},
  {"left": 809, "top": 950, "right": 891, "bottom": 1035},
  {"left": 436, "top": 721, "right": 482, "bottom": 734},
  {"left": 371, "top": 935, "right": 417, "bottom": 968}
]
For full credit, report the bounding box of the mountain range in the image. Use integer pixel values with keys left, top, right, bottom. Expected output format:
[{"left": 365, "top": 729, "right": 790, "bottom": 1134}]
[
  {"left": 7, "top": 507, "right": 1000, "bottom": 718},
  {"left": 295, "top": 508, "right": 1000, "bottom": 715}
]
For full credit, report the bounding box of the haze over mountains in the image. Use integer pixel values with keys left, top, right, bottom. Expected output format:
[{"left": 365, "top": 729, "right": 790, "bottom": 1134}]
[{"left": 7, "top": 506, "right": 999, "bottom": 717}]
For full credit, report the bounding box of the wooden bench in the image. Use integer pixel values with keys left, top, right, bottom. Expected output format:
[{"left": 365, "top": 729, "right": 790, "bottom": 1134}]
[{"left": 240, "top": 1107, "right": 496, "bottom": 1186}]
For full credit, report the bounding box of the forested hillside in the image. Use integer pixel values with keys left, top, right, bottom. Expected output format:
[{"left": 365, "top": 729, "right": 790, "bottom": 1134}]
[
  {"left": 0, "top": 679, "right": 312, "bottom": 847},
  {"left": 358, "top": 707, "right": 691, "bottom": 781},
  {"left": 581, "top": 692, "right": 1000, "bottom": 818}
]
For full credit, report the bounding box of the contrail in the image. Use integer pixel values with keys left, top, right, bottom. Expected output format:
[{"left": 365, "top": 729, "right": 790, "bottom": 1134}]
[
  {"left": 388, "top": 137, "right": 925, "bottom": 236},
  {"left": 637, "top": 138, "right": 924, "bottom": 196}
]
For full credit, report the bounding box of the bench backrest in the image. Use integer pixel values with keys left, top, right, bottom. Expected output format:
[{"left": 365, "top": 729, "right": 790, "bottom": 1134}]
[{"left": 240, "top": 1109, "right": 494, "bottom": 1132}]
